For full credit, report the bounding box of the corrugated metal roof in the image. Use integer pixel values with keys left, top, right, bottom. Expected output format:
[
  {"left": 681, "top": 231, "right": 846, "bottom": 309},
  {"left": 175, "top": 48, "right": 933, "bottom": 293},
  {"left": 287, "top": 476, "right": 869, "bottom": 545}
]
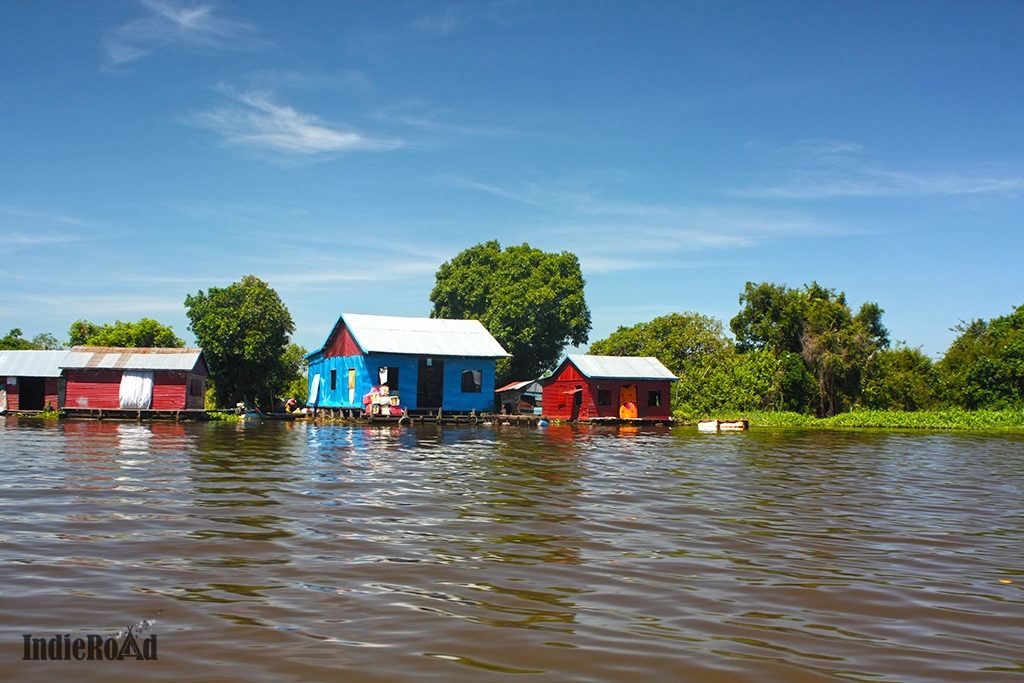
[
  {"left": 564, "top": 354, "right": 678, "bottom": 380},
  {"left": 0, "top": 350, "right": 69, "bottom": 378},
  {"left": 495, "top": 380, "right": 543, "bottom": 394},
  {"left": 61, "top": 346, "right": 204, "bottom": 371},
  {"left": 341, "top": 313, "right": 510, "bottom": 358}
]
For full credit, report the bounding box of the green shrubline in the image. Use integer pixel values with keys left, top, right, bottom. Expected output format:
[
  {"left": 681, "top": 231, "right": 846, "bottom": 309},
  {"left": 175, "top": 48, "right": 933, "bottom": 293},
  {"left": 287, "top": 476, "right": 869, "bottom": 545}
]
[{"left": 68, "top": 318, "right": 184, "bottom": 348}]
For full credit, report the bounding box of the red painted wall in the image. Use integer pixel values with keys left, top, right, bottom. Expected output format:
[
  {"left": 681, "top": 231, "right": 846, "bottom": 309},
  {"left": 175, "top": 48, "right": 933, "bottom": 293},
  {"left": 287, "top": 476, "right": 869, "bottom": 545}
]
[
  {"left": 152, "top": 371, "right": 185, "bottom": 410},
  {"left": 64, "top": 370, "right": 201, "bottom": 410},
  {"left": 541, "top": 361, "right": 674, "bottom": 420},
  {"left": 65, "top": 370, "right": 120, "bottom": 409},
  {"left": 2, "top": 377, "right": 60, "bottom": 411}
]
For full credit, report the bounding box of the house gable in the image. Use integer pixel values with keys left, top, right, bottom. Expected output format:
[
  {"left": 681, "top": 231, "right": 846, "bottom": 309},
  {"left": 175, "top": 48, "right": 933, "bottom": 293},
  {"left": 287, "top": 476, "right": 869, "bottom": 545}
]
[{"left": 324, "top": 322, "right": 364, "bottom": 358}]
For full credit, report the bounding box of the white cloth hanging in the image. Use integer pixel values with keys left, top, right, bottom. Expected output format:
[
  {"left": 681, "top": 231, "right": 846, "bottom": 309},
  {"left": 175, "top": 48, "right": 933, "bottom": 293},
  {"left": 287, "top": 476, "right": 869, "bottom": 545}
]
[
  {"left": 308, "top": 373, "right": 321, "bottom": 405},
  {"left": 119, "top": 371, "right": 154, "bottom": 410}
]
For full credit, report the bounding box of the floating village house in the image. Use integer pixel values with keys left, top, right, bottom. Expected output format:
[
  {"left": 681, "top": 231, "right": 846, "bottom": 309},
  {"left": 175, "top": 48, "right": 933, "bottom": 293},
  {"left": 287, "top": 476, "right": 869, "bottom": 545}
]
[
  {"left": 0, "top": 350, "right": 68, "bottom": 412},
  {"left": 540, "top": 354, "right": 677, "bottom": 422},
  {"left": 60, "top": 346, "right": 208, "bottom": 414},
  {"left": 495, "top": 380, "right": 544, "bottom": 415},
  {"left": 306, "top": 313, "right": 509, "bottom": 416}
]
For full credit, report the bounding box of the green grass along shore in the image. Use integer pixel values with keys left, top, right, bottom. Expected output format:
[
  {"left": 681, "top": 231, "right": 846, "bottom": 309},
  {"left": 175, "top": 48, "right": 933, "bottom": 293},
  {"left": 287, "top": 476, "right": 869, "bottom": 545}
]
[{"left": 696, "top": 408, "right": 1024, "bottom": 431}]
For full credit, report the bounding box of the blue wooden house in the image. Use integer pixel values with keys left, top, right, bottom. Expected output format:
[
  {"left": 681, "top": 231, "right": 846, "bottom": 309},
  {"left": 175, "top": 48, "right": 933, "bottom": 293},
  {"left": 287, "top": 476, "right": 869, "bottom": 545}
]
[{"left": 306, "top": 313, "right": 509, "bottom": 415}]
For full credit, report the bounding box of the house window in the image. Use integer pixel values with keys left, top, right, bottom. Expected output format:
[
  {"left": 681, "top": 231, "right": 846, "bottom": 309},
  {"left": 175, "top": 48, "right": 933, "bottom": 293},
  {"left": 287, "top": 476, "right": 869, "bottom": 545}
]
[
  {"left": 330, "top": 369, "right": 337, "bottom": 391},
  {"left": 648, "top": 390, "right": 662, "bottom": 407},
  {"left": 461, "top": 369, "right": 482, "bottom": 393},
  {"left": 190, "top": 379, "right": 203, "bottom": 396},
  {"left": 597, "top": 388, "right": 611, "bottom": 406}
]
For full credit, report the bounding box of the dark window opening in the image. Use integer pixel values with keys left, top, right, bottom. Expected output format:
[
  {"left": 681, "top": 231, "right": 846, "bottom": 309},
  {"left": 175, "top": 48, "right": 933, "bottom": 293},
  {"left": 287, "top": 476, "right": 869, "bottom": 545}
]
[
  {"left": 378, "top": 366, "right": 400, "bottom": 390},
  {"left": 330, "top": 369, "right": 337, "bottom": 391},
  {"left": 597, "top": 388, "right": 611, "bottom": 405},
  {"left": 461, "top": 369, "right": 482, "bottom": 393},
  {"left": 648, "top": 390, "right": 662, "bottom": 407}
]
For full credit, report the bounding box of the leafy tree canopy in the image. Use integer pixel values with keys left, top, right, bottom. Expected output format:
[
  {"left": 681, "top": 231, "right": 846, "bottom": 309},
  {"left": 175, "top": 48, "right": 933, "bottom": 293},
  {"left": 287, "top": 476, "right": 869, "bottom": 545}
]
[
  {"left": 589, "top": 312, "right": 731, "bottom": 367},
  {"left": 860, "top": 344, "right": 937, "bottom": 411},
  {"left": 185, "top": 275, "right": 296, "bottom": 408},
  {"left": 1, "top": 329, "right": 64, "bottom": 350},
  {"left": 281, "top": 342, "right": 310, "bottom": 403},
  {"left": 730, "top": 282, "right": 889, "bottom": 416},
  {"left": 68, "top": 318, "right": 184, "bottom": 348},
  {"left": 937, "top": 303, "right": 1024, "bottom": 409},
  {"left": 430, "top": 241, "right": 591, "bottom": 384},
  {"left": 1, "top": 329, "right": 36, "bottom": 350}
]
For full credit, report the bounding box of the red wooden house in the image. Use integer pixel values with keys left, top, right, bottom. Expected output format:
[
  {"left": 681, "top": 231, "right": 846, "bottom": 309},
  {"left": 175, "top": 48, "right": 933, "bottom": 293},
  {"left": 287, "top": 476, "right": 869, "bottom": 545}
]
[
  {"left": 540, "top": 354, "right": 677, "bottom": 421},
  {"left": 0, "top": 350, "right": 67, "bottom": 412},
  {"left": 61, "top": 346, "right": 208, "bottom": 413}
]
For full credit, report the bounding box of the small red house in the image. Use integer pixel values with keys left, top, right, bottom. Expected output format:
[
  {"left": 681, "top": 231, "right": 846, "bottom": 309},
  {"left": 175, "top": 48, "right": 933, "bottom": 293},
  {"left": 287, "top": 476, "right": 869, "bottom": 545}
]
[
  {"left": 62, "top": 346, "right": 208, "bottom": 412},
  {"left": 0, "top": 350, "right": 67, "bottom": 412},
  {"left": 540, "top": 354, "right": 677, "bottom": 421}
]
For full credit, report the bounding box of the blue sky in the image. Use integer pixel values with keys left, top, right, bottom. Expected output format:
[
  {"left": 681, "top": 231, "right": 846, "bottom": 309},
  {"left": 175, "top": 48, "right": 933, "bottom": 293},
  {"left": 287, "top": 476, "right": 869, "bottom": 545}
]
[{"left": 2, "top": 1, "right": 1022, "bottom": 358}]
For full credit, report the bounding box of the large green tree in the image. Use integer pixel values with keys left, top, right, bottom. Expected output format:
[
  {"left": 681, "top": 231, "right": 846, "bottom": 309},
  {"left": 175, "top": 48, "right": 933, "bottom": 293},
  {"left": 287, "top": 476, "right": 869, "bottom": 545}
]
[
  {"left": 936, "top": 304, "right": 1024, "bottom": 409},
  {"left": 860, "top": 344, "right": 938, "bottom": 411},
  {"left": 184, "top": 275, "right": 296, "bottom": 408},
  {"left": 281, "top": 342, "right": 310, "bottom": 403},
  {"left": 731, "top": 282, "right": 889, "bottom": 416},
  {"left": 68, "top": 318, "right": 184, "bottom": 348},
  {"left": 430, "top": 241, "right": 591, "bottom": 384}
]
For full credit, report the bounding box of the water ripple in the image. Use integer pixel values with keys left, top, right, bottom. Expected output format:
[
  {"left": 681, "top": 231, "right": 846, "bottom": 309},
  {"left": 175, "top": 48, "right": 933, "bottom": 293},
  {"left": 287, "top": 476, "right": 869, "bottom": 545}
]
[{"left": 2, "top": 418, "right": 1022, "bottom": 681}]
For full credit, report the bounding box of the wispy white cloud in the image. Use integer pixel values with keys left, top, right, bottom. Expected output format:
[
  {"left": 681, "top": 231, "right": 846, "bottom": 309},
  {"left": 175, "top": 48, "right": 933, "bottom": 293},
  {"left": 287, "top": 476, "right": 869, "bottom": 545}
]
[
  {"left": 376, "top": 101, "right": 521, "bottom": 139},
  {"left": 440, "top": 175, "right": 544, "bottom": 205},
  {"left": 0, "top": 233, "right": 89, "bottom": 254},
  {"left": 4, "top": 293, "right": 185, "bottom": 318},
  {"left": 441, "top": 174, "right": 845, "bottom": 274},
  {"left": 193, "top": 86, "right": 402, "bottom": 156},
  {"left": 736, "top": 138, "right": 1024, "bottom": 199},
  {"left": 412, "top": 5, "right": 468, "bottom": 36},
  {"left": 104, "top": 0, "right": 257, "bottom": 66},
  {"left": 0, "top": 205, "right": 93, "bottom": 254},
  {"left": 739, "top": 168, "right": 1024, "bottom": 199},
  {"left": 411, "top": 2, "right": 529, "bottom": 37},
  {"left": 0, "top": 204, "right": 89, "bottom": 227}
]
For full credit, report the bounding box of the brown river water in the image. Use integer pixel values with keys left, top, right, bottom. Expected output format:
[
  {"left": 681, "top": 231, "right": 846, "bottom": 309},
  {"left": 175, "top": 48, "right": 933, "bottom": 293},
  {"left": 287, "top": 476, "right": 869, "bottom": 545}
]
[{"left": 1, "top": 417, "right": 1022, "bottom": 682}]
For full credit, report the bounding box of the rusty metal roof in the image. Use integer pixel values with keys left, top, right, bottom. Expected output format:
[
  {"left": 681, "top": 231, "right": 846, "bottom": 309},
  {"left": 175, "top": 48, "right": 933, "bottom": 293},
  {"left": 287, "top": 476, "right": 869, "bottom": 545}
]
[
  {"left": 338, "top": 313, "right": 510, "bottom": 358},
  {"left": 495, "top": 380, "right": 543, "bottom": 394},
  {"left": 0, "top": 350, "right": 69, "bottom": 378},
  {"left": 61, "top": 346, "right": 205, "bottom": 372},
  {"left": 562, "top": 354, "right": 678, "bottom": 380}
]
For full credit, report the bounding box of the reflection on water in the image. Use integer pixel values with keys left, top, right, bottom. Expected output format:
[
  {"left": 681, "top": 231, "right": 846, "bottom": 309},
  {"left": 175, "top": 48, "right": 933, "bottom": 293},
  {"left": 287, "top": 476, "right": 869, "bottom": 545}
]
[{"left": 2, "top": 417, "right": 1022, "bottom": 681}]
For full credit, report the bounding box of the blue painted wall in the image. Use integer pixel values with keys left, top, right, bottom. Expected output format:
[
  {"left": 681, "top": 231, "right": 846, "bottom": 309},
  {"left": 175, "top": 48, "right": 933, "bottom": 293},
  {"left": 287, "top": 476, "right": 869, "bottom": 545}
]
[
  {"left": 307, "top": 352, "right": 497, "bottom": 412},
  {"left": 440, "top": 356, "right": 498, "bottom": 412}
]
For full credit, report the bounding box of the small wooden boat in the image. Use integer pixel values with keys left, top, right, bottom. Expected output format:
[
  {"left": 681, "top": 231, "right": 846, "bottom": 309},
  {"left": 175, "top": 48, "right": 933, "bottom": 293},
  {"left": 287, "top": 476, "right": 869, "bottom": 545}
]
[{"left": 698, "top": 419, "right": 749, "bottom": 432}]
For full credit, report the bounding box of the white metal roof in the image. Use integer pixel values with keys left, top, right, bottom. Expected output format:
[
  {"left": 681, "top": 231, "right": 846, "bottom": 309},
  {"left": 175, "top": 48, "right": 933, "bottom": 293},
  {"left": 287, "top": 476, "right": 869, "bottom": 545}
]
[
  {"left": 61, "top": 347, "right": 205, "bottom": 371},
  {"left": 0, "top": 350, "right": 69, "bottom": 378},
  {"left": 341, "top": 313, "right": 509, "bottom": 358},
  {"left": 564, "top": 354, "right": 678, "bottom": 380}
]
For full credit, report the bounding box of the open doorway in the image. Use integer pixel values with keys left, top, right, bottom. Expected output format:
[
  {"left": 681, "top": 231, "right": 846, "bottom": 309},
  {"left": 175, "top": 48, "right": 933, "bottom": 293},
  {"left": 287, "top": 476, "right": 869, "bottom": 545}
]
[
  {"left": 416, "top": 358, "right": 444, "bottom": 409},
  {"left": 18, "top": 377, "right": 46, "bottom": 410}
]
